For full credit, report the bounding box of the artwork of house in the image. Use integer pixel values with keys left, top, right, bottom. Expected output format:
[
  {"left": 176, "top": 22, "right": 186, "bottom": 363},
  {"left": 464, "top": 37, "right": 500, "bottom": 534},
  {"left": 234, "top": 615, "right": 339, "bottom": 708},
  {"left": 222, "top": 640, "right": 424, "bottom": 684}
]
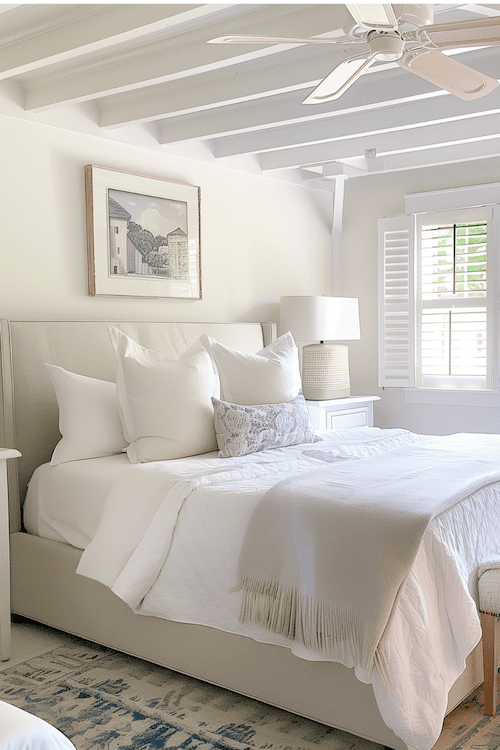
[{"left": 107, "top": 193, "right": 189, "bottom": 279}]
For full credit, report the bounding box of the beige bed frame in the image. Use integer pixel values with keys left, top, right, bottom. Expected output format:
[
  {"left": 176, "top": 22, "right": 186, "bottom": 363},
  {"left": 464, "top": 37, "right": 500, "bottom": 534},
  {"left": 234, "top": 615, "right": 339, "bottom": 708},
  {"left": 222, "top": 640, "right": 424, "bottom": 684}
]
[{"left": 1, "top": 319, "right": 486, "bottom": 750}]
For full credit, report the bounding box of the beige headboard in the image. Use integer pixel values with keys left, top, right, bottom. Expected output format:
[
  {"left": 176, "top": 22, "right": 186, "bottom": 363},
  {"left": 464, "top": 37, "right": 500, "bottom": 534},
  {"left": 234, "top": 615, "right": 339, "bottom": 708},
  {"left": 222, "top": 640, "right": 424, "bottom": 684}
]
[{"left": 0, "top": 320, "right": 276, "bottom": 531}]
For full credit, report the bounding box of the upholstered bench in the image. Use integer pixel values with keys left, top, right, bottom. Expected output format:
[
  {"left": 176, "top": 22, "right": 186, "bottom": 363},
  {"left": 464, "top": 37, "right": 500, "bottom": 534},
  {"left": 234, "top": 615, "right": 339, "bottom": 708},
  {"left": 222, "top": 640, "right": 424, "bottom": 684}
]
[{"left": 478, "top": 564, "right": 500, "bottom": 715}]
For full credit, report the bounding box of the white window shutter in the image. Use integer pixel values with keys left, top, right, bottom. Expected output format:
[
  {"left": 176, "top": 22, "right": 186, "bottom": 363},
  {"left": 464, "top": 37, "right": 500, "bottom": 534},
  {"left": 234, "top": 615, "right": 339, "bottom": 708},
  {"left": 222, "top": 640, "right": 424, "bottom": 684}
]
[
  {"left": 378, "top": 216, "right": 416, "bottom": 387},
  {"left": 488, "top": 205, "right": 500, "bottom": 390}
]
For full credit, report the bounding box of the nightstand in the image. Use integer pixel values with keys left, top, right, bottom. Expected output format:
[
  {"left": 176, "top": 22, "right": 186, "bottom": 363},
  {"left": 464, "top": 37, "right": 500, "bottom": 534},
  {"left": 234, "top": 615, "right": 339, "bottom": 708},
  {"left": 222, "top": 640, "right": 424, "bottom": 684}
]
[
  {"left": 0, "top": 448, "right": 21, "bottom": 661},
  {"left": 306, "top": 396, "right": 380, "bottom": 432}
]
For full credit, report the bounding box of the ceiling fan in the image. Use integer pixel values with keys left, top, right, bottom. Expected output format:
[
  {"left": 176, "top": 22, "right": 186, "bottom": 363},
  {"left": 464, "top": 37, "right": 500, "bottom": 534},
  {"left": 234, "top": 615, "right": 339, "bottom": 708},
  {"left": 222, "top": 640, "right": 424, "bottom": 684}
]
[{"left": 208, "top": 4, "right": 500, "bottom": 102}]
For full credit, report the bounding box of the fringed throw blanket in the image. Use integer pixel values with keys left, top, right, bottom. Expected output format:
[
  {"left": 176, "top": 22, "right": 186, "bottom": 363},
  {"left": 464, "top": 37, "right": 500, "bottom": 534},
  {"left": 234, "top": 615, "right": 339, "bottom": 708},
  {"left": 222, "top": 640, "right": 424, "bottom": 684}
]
[{"left": 236, "top": 434, "right": 500, "bottom": 684}]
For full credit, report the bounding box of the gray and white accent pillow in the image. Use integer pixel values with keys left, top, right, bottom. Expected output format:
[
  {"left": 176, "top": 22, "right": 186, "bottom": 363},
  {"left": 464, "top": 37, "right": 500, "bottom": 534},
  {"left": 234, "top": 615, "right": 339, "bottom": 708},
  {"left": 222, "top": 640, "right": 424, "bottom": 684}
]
[{"left": 212, "top": 392, "right": 319, "bottom": 458}]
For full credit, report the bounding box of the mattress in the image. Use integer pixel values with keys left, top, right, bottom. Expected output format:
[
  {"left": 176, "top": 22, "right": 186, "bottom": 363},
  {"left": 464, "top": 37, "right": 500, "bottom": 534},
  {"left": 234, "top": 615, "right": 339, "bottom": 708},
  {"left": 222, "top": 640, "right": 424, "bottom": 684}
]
[{"left": 24, "top": 454, "right": 131, "bottom": 548}]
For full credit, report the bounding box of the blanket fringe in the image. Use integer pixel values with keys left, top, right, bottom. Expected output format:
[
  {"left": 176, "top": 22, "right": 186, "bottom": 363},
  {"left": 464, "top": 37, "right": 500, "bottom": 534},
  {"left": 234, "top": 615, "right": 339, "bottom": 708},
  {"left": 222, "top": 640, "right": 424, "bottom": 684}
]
[
  {"left": 237, "top": 574, "right": 391, "bottom": 688},
  {"left": 237, "top": 575, "right": 363, "bottom": 661}
]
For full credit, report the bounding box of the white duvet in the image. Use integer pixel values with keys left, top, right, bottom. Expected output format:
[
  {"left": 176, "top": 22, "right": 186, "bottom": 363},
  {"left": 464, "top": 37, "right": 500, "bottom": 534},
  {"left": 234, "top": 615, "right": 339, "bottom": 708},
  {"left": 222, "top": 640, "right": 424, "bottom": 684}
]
[{"left": 54, "top": 427, "right": 500, "bottom": 750}]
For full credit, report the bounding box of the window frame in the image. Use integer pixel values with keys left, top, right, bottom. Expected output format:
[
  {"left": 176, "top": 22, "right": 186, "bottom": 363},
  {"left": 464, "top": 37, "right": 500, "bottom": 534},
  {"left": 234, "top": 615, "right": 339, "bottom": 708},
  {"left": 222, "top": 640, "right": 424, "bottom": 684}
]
[
  {"left": 415, "top": 206, "right": 490, "bottom": 391},
  {"left": 378, "top": 183, "right": 500, "bottom": 403}
]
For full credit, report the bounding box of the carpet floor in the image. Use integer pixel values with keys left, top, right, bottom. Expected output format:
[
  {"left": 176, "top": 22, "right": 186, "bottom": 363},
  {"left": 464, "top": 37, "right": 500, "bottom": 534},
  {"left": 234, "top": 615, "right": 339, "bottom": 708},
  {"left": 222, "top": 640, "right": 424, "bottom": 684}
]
[{"left": 0, "top": 634, "right": 496, "bottom": 750}]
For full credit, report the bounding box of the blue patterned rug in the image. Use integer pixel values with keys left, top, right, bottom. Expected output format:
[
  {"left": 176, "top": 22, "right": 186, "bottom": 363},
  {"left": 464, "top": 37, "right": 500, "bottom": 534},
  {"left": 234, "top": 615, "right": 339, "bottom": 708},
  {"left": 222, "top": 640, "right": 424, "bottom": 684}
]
[
  {"left": 0, "top": 636, "right": 379, "bottom": 750},
  {"left": 0, "top": 633, "right": 496, "bottom": 750}
]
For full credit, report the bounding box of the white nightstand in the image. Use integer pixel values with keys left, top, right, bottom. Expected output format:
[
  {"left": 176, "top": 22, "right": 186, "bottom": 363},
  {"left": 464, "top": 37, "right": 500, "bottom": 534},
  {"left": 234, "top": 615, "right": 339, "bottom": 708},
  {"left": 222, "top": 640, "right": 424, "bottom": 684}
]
[
  {"left": 306, "top": 396, "right": 380, "bottom": 432},
  {"left": 0, "top": 448, "right": 21, "bottom": 661}
]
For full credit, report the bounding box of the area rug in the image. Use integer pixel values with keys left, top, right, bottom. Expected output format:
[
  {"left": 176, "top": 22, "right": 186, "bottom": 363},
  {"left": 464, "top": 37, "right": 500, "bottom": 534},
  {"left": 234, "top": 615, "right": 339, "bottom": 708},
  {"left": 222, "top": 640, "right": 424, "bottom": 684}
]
[
  {"left": 0, "top": 636, "right": 378, "bottom": 750},
  {"left": 0, "top": 635, "right": 497, "bottom": 750},
  {"left": 432, "top": 685, "right": 500, "bottom": 750}
]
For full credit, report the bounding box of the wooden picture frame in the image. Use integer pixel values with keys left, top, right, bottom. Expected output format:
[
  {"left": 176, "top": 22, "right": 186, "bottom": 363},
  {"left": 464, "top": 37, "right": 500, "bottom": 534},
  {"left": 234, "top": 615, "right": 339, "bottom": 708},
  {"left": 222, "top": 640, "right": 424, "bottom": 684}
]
[{"left": 85, "top": 165, "right": 201, "bottom": 299}]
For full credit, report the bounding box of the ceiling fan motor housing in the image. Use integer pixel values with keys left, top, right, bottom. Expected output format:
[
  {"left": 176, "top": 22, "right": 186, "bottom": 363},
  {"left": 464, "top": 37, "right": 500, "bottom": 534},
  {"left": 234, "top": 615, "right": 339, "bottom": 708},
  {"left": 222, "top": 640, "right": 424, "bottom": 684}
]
[{"left": 368, "top": 31, "right": 405, "bottom": 61}]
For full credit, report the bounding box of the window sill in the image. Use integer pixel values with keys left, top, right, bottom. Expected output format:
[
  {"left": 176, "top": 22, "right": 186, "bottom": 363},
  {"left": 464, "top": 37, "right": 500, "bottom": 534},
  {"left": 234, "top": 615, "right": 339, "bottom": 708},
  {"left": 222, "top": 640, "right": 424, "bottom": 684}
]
[{"left": 404, "top": 389, "right": 500, "bottom": 407}]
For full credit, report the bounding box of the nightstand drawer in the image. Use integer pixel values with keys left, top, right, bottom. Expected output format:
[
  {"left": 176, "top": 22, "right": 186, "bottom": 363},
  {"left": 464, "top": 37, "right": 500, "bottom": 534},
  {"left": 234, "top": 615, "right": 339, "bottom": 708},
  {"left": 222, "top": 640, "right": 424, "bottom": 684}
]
[
  {"left": 327, "top": 408, "right": 370, "bottom": 431},
  {"left": 306, "top": 396, "right": 380, "bottom": 432}
]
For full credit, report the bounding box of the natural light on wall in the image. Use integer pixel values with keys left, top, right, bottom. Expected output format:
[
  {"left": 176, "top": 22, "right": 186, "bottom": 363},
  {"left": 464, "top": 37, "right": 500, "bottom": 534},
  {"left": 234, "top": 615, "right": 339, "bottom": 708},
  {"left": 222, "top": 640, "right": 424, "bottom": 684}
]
[{"left": 418, "top": 207, "right": 488, "bottom": 389}]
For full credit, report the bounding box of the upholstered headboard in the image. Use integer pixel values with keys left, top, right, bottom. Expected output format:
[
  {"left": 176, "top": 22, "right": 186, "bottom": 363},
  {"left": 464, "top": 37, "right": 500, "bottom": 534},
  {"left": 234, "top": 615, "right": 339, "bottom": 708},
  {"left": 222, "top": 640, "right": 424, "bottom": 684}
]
[{"left": 0, "top": 320, "right": 276, "bottom": 531}]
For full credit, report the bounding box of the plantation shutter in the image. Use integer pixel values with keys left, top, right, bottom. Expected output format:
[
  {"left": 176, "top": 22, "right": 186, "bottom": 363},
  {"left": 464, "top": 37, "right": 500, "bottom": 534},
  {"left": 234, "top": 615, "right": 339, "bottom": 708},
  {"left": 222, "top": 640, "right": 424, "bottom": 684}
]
[
  {"left": 488, "top": 205, "right": 500, "bottom": 391},
  {"left": 419, "top": 214, "right": 488, "bottom": 385},
  {"left": 378, "top": 216, "right": 415, "bottom": 387}
]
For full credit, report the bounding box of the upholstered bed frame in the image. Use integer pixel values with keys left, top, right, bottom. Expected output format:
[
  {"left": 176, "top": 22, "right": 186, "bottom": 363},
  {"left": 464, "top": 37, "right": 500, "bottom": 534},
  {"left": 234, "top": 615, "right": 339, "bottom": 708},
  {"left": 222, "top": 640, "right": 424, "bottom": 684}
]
[{"left": 0, "top": 319, "right": 486, "bottom": 750}]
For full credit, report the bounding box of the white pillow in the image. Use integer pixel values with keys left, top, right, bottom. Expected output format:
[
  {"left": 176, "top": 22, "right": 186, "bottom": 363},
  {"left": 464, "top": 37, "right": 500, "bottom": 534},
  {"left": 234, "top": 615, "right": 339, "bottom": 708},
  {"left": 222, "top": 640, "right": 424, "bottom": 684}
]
[
  {"left": 109, "top": 327, "right": 219, "bottom": 463},
  {"left": 201, "top": 332, "right": 301, "bottom": 405},
  {"left": 46, "top": 364, "right": 127, "bottom": 466}
]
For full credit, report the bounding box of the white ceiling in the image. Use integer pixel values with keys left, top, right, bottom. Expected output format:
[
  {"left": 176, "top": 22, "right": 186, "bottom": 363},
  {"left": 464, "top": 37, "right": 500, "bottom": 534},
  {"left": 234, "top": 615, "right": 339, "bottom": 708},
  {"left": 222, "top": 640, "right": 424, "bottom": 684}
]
[{"left": 2, "top": 2, "right": 500, "bottom": 190}]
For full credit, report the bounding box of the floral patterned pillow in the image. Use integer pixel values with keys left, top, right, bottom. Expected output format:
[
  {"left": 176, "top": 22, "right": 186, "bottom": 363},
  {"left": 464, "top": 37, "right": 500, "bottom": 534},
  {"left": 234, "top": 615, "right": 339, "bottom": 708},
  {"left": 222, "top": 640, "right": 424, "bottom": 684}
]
[{"left": 212, "top": 392, "right": 319, "bottom": 458}]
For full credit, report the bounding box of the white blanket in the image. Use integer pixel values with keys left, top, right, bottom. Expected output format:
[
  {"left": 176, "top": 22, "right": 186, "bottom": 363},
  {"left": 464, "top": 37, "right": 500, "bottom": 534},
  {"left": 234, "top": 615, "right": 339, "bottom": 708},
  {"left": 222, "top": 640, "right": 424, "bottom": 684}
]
[
  {"left": 237, "top": 435, "right": 500, "bottom": 684},
  {"left": 76, "top": 428, "right": 500, "bottom": 750}
]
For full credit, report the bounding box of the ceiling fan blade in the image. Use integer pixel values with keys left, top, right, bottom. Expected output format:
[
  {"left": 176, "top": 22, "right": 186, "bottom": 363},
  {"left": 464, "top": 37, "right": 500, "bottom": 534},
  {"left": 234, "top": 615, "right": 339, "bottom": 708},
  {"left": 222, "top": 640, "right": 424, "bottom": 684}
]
[
  {"left": 346, "top": 4, "right": 397, "bottom": 30},
  {"left": 398, "top": 49, "right": 499, "bottom": 100},
  {"left": 418, "top": 15, "right": 500, "bottom": 49},
  {"left": 208, "top": 34, "right": 341, "bottom": 45},
  {"left": 303, "top": 54, "right": 374, "bottom": 104}
]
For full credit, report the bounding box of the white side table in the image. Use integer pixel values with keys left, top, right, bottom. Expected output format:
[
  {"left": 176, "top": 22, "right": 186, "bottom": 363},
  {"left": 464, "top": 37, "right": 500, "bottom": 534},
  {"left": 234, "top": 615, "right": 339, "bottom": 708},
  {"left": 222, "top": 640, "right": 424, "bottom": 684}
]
[
  {"left": 0, "top": 448, "right": 21, "bottom": 661},
  {"left": 306, "top": 395, "right": 380, "bottom": 432}
]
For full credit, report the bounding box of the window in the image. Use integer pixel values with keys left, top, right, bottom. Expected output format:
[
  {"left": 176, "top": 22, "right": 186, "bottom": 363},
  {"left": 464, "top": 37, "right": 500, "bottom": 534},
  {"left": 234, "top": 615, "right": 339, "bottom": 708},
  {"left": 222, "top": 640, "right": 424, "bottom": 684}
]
[
  {"left": 378, "top": 191, "right": 500, "bottom": 394},
  {"left": 418, "top": 208, "right": 488, "bottom": 390}
]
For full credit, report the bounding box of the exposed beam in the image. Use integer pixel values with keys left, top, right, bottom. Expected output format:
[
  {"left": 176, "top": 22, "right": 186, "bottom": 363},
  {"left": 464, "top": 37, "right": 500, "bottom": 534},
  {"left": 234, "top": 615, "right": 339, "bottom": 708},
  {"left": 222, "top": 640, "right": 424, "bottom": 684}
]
[
  {"left": 339, "top": 135, "right": 500, "bottom": 175},
  {"left": 155, "top": 74, "right": 435, "bottom": 144},
  {"left": 213, "top": 47, "right": 500, "bottom": 156},
  {"left": 216, "top": 85, "right": 500, "bottom": 158},
  {"left": 101, "top": 44, "right": 500, "bottom": 138},
  {"left": 23, "top": 4, "right": 352, "bottom": 111},
  {"left": 0, "top": 5, "right": 222, "bottom": 80},
  {"left": 99, "top": 44, "right": 364, "bottom": 129},
  {"left": 260, "top": 109, "right": 500, "bottom": 169},
  {"left": 0, "top": 6, "right": 19, "bottom": 17},
  {"left": 157, "top": 93, "right": 312, "bottom": 144}
]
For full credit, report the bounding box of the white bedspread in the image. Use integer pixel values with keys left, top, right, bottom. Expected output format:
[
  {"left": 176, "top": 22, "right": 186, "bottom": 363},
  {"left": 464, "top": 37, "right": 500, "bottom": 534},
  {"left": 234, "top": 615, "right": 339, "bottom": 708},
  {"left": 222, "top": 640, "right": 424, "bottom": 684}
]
[{"left": 75, "top": 427, "right": 500, "bottom": 750}]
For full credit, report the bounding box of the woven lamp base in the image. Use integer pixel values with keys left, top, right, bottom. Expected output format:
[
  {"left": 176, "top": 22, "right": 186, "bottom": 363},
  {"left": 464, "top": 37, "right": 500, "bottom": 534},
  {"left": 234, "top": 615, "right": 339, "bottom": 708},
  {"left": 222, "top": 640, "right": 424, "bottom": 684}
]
[{"left": 301, "top": 343, "right": 350, "bottom": 400}]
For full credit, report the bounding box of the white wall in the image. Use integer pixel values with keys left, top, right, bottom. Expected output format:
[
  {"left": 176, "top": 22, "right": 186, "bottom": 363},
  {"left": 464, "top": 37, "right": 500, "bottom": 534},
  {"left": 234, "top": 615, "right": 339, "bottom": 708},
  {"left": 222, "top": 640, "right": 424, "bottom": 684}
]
[
  {"left": 1, "top": 114, "right": 332, "bottom": 326},
  {"left": 341, "top": 157, "right": 500, "bottom": 435}
]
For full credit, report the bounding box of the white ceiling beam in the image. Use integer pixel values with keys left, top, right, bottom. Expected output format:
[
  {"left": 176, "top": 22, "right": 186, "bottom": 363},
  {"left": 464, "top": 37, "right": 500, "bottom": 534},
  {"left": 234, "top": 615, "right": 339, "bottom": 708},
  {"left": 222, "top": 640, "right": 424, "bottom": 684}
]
[
  {"left": 0, "top": 6, "right": 19, "bottom": 17},
  {"left": 99, "top": 46, "right": 433, "bottom": 132},
  {"left": 99, "top": 44, "right": 364, "bottom": 129},
  {"left": 213, "top": 47, "right": 500, "bottom": 156},
  {"left": 157, "top": 92, "right": 311, "bottom": 144},
  {"left": 154, "top": 75, "right": 434, "bottom": 144},
  {"left": 23, "top": 4, "right": 351, "bottom": 111},
  {"left": 460, "top": 4, "right": 500, "bottom": 17},
  {"left": 0, "top": 5, "right": 224, "bottom": 80},
  {"left": 216, "top": 90, "right": 500, "bottom": 157},
  {"left": 101, "top": 44, "right": 500, "bottom": 137},
  {"left": 260, "top": 110, "right": 500, "bottom": 170},
  {"left": 339, "top": 135, "right": 500, "bottom": 175}
]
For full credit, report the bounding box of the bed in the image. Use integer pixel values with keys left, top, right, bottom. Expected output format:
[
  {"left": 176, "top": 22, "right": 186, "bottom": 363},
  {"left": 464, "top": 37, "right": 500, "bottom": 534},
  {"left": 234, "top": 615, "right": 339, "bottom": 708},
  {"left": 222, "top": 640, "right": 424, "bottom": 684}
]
[{"left": 1, "top": 319, "right": 498, "bottom": 750}]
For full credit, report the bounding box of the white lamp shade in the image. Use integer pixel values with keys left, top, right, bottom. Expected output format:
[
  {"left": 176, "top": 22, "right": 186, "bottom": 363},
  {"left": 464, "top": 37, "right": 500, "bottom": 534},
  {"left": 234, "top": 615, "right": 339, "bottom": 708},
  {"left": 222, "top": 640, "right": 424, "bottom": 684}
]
[{"left": 279, "top": 296, "right": 360, "bottom": 341}]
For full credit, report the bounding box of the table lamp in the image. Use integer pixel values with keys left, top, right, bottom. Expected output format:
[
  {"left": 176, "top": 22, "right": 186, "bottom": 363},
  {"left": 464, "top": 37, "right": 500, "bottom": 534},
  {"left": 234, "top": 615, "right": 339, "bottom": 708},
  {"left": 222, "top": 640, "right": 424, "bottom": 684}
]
[{"left": 280, "top": 296, "right": 360, "bottom": 400}]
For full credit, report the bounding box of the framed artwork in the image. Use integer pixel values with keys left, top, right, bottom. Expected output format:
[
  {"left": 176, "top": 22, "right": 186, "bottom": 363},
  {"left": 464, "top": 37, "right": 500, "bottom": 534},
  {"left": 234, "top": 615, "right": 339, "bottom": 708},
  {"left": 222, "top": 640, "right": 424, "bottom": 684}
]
[{"left": 85, "top": 165, "right": 201, "bottom": 298}]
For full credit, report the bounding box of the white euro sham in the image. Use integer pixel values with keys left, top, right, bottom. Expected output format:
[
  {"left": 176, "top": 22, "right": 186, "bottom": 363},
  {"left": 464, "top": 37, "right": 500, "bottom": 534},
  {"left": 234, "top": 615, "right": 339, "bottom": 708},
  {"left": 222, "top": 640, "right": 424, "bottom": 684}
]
[
  {"left": 109, "top": 327, "right": 219, "bottom": 463},
  {"left": 201, "top": 332, "right": 301, "bottom": 405},
  {"left": 46, "top": 364, "right": 126, "bottom": 466}
]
